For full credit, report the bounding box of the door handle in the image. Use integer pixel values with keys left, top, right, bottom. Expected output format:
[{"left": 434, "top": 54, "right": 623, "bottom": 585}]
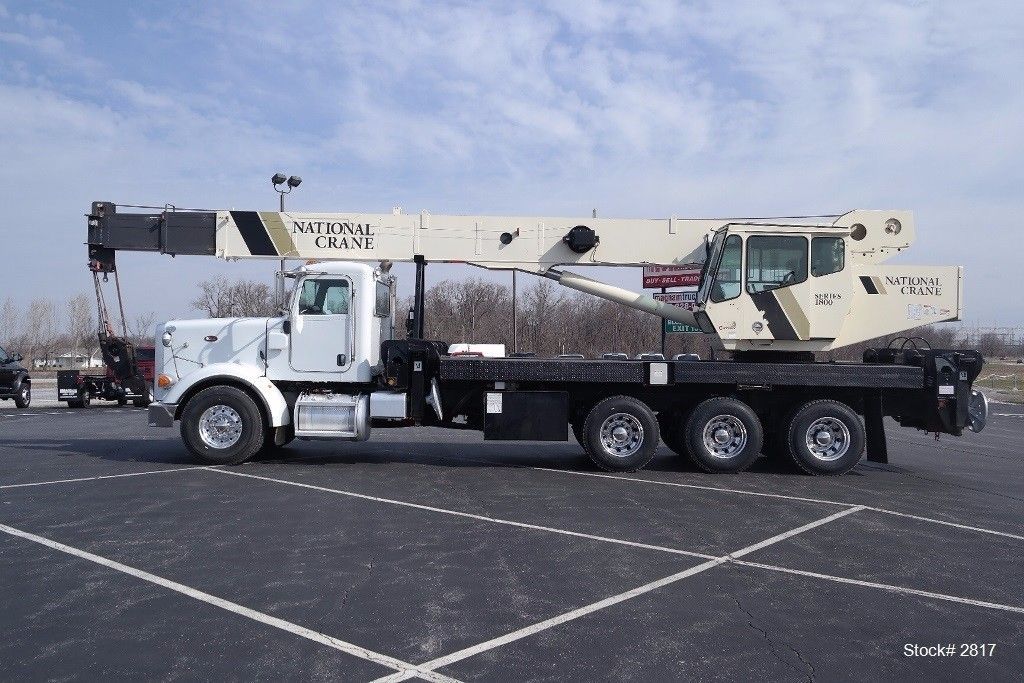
[{"left": 337, "top": 354, "right": 347, "bottom": 366}]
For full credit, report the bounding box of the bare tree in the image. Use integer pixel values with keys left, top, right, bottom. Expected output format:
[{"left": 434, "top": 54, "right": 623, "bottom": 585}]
[
  {"left": 0, "top": 297, "right": 20, "bottom": 343},
  {"left": 230, "top": 280, "right": 277, "bottom": 318},
  {"left": 129, "top": 311, "right": 158, "bottom": 346},
  {"left": 65, "top": 293, "right": 96, "bottom": 361},
  {"left": 24, "top": 298, "right": 59, "bottom": 366},
  {"left": 190, "top": 277, "right": 276, "bottom": 318}
]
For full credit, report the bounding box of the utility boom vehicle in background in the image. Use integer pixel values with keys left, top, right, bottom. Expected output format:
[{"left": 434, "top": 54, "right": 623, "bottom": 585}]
[{"left": 85, "top": 201, "right": 989, "bottom": 475}]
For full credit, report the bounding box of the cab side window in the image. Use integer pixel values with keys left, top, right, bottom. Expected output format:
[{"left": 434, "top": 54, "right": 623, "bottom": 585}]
[
  {"left": 811, "top": 237, "right": 845, "bottom": 277},
  {"left": 298, "top": 279, "right": 350, "bottom": 315},
  {"left": 746, "top": 236, "right": 808, "bottom": 294},
  {"left": 710, "top": 234, "right": 743, "bottom": 302}
]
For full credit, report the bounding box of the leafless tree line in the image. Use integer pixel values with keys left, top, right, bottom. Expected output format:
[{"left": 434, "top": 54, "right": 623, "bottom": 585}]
[
  {"left": 190, "top": 276, "right": 278, "bottom": 318},
  {"left": 0, "top": 294, "right": 157, "bottom": 366},
  {"left": 406, "top": 277, "right": 1014, "bottom": 361}
]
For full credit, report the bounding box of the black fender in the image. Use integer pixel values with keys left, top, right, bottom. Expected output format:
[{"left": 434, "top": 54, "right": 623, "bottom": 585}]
[{"left": 11, "top": 371, "right": 31, "bottom": 391}]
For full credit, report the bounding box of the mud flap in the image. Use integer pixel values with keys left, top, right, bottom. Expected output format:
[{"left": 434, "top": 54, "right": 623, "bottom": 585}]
[{"left": 864, "top": 389, "right": 888, "bottom": 464}]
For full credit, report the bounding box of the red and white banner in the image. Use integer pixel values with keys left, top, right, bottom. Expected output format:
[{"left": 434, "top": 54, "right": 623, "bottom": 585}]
[{"left": 642, "top": 264, "right": 702, "bottom": 288}]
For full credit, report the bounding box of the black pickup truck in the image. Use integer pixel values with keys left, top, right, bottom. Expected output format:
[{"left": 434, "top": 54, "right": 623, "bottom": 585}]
[{"left": 0, "top": 344, "right": 31, "bottom": 408}]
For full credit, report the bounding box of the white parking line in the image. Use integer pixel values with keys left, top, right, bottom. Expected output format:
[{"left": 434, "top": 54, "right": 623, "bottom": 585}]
[
  {"left": 533, "top": 466, "right": 858, "bottom": 507},
  {"left": 371, "top": 507, "right": 865, "bottom": 682},
  {"left": 0, "top": 467, "right": 208, "bottom": 490},
  {"left": 733, "top": 559, "right": 1024, "bottom": 614},
  {"left": 0, "top": 522, "right": 461, "bottom": 683},
  {"left": 205, "top": 468, "right": 717, "bottom": 561},
  {"left": 532, "top": 467, "right": 1024, "bottom": 541}
]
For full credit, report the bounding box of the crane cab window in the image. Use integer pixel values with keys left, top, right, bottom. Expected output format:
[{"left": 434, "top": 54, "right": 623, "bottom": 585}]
[
  {"left": 811, "top": 236, "right": 845, "bottom": 277},
  {"left": 746, "top": 236, "right": 807, "bottom": 294},
  {"left": 710, "top": 234, "right": 743, "bottom": 302},
  {"left": 298, "top": 279, "right": 350, "bottom": 315}
]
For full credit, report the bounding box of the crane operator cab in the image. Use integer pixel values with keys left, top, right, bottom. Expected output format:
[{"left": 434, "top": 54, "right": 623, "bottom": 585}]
[{"left": 693, "top": 222, "right": 962, "bottom": 353}]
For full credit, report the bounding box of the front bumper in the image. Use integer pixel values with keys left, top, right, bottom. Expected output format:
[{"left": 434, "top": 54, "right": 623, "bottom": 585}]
[{"left": 148, "top": 402, "right": 176, "bottom": 427}]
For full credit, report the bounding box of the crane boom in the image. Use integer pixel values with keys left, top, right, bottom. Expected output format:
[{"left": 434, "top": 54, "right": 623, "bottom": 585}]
[{"left": 86, "top": 201, "right": 959, "bottom": 353}]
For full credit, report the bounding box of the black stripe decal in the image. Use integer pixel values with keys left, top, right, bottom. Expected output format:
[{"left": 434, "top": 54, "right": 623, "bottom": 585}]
[
  {"left": 860, "top": 276, "right": 879, "bottom": 294},
  {"left": 749, "top": 290, "right": 798, "bottom": 340},
  {"left": 230, "top": 211, "right": 277, "bottom": 256}
]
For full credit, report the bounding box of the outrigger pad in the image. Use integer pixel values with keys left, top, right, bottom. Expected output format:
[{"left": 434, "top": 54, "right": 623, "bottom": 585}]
[{"left": 864, "top": 389, "right": 888, "bottom": 464}]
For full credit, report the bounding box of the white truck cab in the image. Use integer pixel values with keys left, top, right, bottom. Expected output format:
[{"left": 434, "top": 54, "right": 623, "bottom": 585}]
[{"left": 150, "top": 262, "right": 401, "bottom": 460}]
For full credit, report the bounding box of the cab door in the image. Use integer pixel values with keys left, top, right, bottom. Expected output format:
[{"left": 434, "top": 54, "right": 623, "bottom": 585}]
[
  {"left": 289, "top": 275, "right": 353, "bottom": 373},
  {"left": 0, "top": 346, "right": 15, "bottom": 391},
  {"left": 808, "top": 236, "right": 853, "bottom": 339},
  {"left": 742, "top": 234, "right": 813, "bottom": 342}
]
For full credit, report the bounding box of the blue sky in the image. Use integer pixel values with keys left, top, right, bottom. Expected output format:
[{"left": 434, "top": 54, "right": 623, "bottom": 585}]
[{"left": 1, "top": 0, "right": 1022, "bottom": 325}]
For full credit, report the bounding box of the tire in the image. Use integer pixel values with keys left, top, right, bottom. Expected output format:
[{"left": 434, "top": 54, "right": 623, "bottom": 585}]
[
  {"left": 785, "top": 400, "right": 865, "bottom": 475},
  {"left": 14, "top": 383, "right": 30, "bottom": 409},
  {"left": 179, "top": 386, "right": 265, "bottom": 465},
  {"left": 581, "top": 395, "right": 660, "bottom": 472},
  {"left": 684, "top": 397, "right": 763, "bottom": 473},
  {"left": 658, "top": 411, "right": 686, "bottom": 456},
  {"left": 73, "top": 388, "right": 91, "bottom": 408}
]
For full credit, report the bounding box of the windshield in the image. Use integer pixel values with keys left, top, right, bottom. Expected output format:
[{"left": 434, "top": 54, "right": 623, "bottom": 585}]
[{"left": 696, "top": 231, "right": 727, "bottom": 305}]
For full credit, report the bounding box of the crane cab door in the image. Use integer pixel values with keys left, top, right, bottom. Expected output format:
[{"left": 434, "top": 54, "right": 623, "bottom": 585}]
[
  {"left": 289, "top": 275, "right": 354, "bottom": 373},
  {"left": 807, "top": 235, "right": 853, "bottom": 339}
]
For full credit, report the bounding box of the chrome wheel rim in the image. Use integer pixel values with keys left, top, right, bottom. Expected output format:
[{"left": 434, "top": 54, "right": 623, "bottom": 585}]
[
  {"left": 198, "top": 404, "right": 243, "bottom": 449},
  {"left": 702, "top": 415, "right": 747, "bottom": 459},
  {"left": 599, "top": 413, "right": 644, "bottom": 458},
  {"left": 804, "top": 417, "right": 850, "bottom": 461}
]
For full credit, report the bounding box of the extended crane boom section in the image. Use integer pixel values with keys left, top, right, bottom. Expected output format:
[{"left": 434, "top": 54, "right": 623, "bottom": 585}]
[{"left": 88, "top": 201, "right": 950, "bottom": 352}]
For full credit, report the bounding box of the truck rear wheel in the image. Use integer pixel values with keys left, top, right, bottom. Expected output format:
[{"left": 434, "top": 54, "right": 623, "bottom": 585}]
[
  {"left": 581, "top": 395, "right": 660, "bottom": 472},
  {"left": 67, "top": 388, "right": 91, "bottom": 409},
  {"left": 785, "top": 400, "right": 864, "bottom": 475},
  {"left": 180, "top": 386, "right": 265, "bottom": 465},
  {"left": 684, "top": 397, "right": 763, "bottom": 473},
  {"left": 570, "top": 420, "right": 590, "bottom": 455}
]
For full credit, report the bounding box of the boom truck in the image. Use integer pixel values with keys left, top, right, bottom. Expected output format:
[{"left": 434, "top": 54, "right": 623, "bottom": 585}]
[{"left": 85, "top": 201, "right": 989, "bottom": 475}]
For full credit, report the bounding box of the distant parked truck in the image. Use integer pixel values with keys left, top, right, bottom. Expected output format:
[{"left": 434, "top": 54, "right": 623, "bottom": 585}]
[
  {"left": 58, "top": 345, "right": 154, "bottom": 408},
  {"left": 0, "top": 344, "right": 31, "bottom": 408}
]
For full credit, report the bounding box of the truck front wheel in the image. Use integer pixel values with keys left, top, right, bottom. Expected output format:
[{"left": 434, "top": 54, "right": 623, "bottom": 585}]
[
  {"left": 684, "top": 397, "right": 763, "bottom": 473},
  {"left": 581, "top": 395, "right": 660, "bottom": 472},
  {"left": 785, "top": 400, "right": 864, "bottom": 475},
  {"left": 180, "top": 386, "right": 265, "bottom": 465},
  {"left": 14, "top": 383, "right": 30, "bottom": 409}
]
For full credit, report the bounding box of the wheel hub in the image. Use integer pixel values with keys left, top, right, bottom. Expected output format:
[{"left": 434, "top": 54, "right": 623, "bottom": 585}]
[
  {"left": 599, "top": 413, "right": 644, "bottom": 458},
  {"left": 702, "top": 415, "right": 747, "bottom": 459},
  {"left": 198, "top": 404, "right": 243, "bottom": 449},
  {"left": 804, "top": 417, "right": 851, "bottom": 461}
]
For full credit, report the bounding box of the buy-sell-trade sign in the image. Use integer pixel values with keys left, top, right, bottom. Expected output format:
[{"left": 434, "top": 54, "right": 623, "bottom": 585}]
[{"left": 642, "top": 264, "right": 702, "bottom": 288}]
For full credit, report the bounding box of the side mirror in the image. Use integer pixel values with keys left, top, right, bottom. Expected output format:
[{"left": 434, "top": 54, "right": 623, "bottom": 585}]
[{"left": 282, "top": 320, "right": 291, "bottom": 335}]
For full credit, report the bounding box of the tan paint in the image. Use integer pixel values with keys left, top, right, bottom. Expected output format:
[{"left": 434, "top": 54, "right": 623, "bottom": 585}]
[{"left": 258, "top": 212, "right": 297, "bottom": 257}]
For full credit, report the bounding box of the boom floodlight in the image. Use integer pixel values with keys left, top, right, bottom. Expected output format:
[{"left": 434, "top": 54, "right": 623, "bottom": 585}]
[{"left": 287, "top": 175, "right": 302, "bottom": 188}]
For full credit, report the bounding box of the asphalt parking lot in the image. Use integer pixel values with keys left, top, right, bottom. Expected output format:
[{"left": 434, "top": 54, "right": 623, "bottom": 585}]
[{"left": 1, "top": 401, "right": 1022, "bottom": 681}]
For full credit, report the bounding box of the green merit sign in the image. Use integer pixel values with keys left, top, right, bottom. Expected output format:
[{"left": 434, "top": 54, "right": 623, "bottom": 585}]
[{"left": 665, "top": 320, "right": 700, "bottom": 334}]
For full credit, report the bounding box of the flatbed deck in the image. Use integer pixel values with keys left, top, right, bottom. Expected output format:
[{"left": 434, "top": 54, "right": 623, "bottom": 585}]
[{"left": 438, "top": 357, "right": 925, "bottom": 390}]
